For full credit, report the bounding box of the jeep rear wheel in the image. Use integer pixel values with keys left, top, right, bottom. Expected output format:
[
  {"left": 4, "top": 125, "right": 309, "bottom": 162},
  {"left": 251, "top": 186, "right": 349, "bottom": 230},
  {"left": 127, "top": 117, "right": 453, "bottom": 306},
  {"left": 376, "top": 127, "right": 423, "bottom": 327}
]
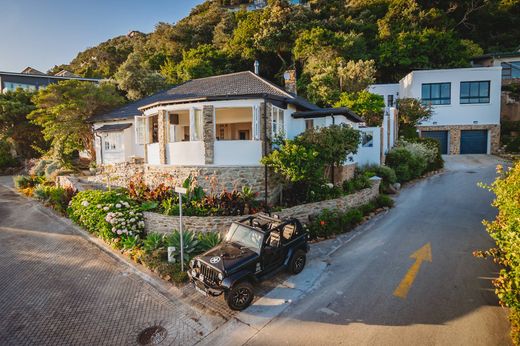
[
  {"left": 289, "top": 250, "right": 306, "bottom": 274},
  {"left": 225, "top": 281, "right": 254, "bottom": 311}
]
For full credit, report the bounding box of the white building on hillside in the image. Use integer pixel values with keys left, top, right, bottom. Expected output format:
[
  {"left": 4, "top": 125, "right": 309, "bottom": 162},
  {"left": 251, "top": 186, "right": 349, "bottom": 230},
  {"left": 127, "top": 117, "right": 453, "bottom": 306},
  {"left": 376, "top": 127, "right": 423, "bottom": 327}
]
[{"left": 370, "top": 67, "right": 502, "bottom": 155}]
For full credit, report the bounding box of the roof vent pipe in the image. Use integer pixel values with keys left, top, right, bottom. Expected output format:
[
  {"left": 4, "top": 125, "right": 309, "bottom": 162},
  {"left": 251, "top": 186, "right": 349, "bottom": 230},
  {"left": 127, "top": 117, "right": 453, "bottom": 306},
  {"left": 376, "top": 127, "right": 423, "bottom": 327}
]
[{"left": 254, "top": 60, "right": 260, "bottom": 75}]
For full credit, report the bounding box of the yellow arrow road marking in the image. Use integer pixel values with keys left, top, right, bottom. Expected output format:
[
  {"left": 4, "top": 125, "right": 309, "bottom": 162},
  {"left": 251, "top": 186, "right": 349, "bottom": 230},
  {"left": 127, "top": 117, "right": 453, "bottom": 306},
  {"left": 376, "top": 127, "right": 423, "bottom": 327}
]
[{"left": 393, "top": 243, "right": 432, "bottom": 299}]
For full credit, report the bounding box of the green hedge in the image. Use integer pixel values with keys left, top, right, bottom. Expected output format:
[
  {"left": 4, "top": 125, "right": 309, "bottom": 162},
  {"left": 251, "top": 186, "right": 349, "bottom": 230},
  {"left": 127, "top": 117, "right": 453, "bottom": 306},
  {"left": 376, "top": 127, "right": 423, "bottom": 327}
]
[
  {"left": 308, "top": 195, "right": 394, "bottom": 239},
  {"left": 480, "top": 162, "right": 520, "bottom": 343}
]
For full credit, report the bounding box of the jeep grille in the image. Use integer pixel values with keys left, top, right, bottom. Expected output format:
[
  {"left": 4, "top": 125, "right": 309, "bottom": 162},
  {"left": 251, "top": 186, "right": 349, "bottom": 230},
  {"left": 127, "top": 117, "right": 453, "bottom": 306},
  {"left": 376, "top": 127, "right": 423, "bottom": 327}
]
[{"left": 200, "top": 263, "right": 220, "bottom": 285}]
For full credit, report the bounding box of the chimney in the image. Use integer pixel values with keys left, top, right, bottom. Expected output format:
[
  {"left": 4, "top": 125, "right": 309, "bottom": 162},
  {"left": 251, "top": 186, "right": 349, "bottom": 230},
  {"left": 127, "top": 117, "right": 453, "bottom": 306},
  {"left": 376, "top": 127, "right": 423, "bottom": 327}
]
[
  {"left": 283, "top": 70, "right": 297, "bottom": 95},
  {"left": 254, "top": 60, "right": 260, "bottom": 75}
]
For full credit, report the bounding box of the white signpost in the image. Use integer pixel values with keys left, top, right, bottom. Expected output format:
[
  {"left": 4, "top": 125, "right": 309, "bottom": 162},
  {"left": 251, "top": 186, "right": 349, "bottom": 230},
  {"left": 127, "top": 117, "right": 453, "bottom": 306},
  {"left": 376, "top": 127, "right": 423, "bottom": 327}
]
[{"left": 175, "top": 186, "right": 188, "bottom": 271}]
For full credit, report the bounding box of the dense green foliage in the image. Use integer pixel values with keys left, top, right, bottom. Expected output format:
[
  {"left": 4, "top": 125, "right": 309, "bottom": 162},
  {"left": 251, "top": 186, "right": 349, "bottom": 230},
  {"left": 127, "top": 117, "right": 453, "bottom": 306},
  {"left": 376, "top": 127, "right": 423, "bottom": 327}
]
[
  {"left": 127, "top": 175, "right": 260, "bottom": 216},
  {"left": 386, "top": 139, "right": 442, "bottom": 183},
  {"left": 0, "top": 89, "right": 45, "bottom": 162},
  {"left": 307, "top": 195, "right": 394, "bottom": 239},
  {"left": 68, "top": 190, "right": 145, "bottom": 242},
  {"left": 49, "top": 0, "right": 518, "bottom": 101},
  {"left": 29, "top": 80, "right": 125, "bottom": 163},
  {"left": 262, "top": 124, "right": 360, "bottom": 204},
  {"left": 397, "top": 98, "right": 433, "bottom": 138},
  {"left": 479, "top": 162, "right": 520, "bottom": 343},
  {"left": 335, "top": 90, "right": 385, "bottom": 126}
]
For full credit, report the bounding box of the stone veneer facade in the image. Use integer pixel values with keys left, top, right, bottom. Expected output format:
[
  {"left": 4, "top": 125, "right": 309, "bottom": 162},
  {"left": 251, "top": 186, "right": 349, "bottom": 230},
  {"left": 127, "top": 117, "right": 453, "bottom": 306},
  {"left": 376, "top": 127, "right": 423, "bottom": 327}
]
[
  {"left": 417, "top": 124, "right": 500, "bottom": 154},
  {"left": 144, "top": 177, "right": 381, "bottom": 235}
]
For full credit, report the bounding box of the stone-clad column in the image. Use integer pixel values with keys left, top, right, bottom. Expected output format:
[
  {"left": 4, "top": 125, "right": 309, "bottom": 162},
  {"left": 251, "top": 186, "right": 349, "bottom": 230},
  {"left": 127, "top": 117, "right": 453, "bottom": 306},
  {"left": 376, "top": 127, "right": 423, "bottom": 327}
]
[
  {"left": 260, "top": 101, "right": 272, "bottom": 156},
  {"left": 203, "top": 105, "right": 214, "bottom": 164},
  {"left": 158, "top": 109, "right": 168, "bottom": 165}
]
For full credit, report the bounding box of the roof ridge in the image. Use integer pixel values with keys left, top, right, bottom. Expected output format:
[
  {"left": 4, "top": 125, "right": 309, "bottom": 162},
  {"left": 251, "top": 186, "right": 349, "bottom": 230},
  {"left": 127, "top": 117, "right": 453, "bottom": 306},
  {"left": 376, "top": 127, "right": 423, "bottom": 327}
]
[
  {"left": 247, "top": 71, "right": 294, "bottom": 99},
  {"left": 185, "top": 70, "right": 252, "bottom": 82}
]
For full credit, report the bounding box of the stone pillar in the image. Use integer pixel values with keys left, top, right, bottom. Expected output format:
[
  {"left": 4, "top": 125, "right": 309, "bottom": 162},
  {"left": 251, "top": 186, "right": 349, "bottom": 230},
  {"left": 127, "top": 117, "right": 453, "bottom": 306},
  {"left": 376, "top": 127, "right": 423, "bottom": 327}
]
[
  {"left": 203, "top": 105, "right": 214, "bottom": 164},
  {"left": 260, "top": 101, "right": 272, "bottom": 156},
  {"left": 490, "top": 124, "right": 501, "bottom": 154},
  {"left": 158, "top": 110, "right": 168, "bottom": 165},
  {"left": 449, "top": 128, "right": 460, "bottom": 155}
]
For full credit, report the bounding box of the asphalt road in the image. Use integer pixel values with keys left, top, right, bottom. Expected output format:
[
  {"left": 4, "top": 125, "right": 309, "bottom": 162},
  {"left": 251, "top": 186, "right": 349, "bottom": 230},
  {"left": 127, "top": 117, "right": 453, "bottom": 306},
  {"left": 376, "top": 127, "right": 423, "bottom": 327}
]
[{"left": 243, "top": 155, "right": 511, "bottom": 345}]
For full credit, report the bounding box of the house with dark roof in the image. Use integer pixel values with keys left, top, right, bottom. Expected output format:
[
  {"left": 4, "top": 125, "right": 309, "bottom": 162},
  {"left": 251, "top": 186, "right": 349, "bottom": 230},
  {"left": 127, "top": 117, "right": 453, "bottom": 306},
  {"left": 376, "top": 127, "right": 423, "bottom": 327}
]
[
  {"left": 0, "top": 67, "right": 102, "bottom": 93},
  {"left": 89, "top": 70, "right": 390, "bottom": 196},
  {"left": 91, "top": 70, "right": 376, "bottom": 165}
]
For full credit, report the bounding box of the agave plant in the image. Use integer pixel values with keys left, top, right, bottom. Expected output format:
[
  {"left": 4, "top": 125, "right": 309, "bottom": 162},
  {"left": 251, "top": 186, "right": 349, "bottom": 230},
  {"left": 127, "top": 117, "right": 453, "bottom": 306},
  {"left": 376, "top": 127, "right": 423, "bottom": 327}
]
[
  {"left": 121, "top": 235, "right": 140, "bottom": 251},
  {"left": 143, "top": 232, "right": 164, "bottom": 253},
  {"left": 197, "top": 232, "right": 222, "bottom": 252},
  {"left": 163, "top": 230, "right": 200, "bottom": 262}
]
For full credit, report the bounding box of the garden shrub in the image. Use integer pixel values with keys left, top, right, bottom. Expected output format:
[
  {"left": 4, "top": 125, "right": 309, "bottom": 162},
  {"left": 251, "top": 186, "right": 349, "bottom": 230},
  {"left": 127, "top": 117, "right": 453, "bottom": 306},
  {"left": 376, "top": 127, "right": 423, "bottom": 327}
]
[
  {"left": 0, "top": 139, "right": 16, "bottom": 169},
  {"left": 479, "top": 162, "right": 520, "bottom": 343},
  {"left": 375, "top": 194, "right": 395, "bottom": 208},
  {"left": 163, "top": 230, "right": 200, "bottom": 262},
  {"left": 68, "top": 190, "right": 145, "bottom": 243},
  {"left": 143, "top": 232, "right": 164, "bottom": 253},
  {"left": 33, "top": 185, "right": 75, "bottom": 214},
  {"left": 359, "top": 164, "right": 397, "bottom": 192},
  {"left": 408, "top": 137, "right": 444, "bottom": 171},
  {"left": 342, "top": 174, "right": 371, "bottom": 194},
  {"left": 308, "top": 195, "right": 395, "bottom": 239},
  {"left": 197, "top": 232, "right": 222, "bottom": 252},
  {"left": 386, "top": 146, "right": 427, "bottom": 183}
]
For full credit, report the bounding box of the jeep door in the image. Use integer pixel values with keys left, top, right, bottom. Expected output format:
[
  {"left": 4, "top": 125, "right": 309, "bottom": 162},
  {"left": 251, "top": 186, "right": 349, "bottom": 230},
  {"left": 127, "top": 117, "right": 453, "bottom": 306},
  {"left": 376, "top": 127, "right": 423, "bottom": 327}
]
[{"left": 262, "top": 231, "right": 284, "bottom": 272}]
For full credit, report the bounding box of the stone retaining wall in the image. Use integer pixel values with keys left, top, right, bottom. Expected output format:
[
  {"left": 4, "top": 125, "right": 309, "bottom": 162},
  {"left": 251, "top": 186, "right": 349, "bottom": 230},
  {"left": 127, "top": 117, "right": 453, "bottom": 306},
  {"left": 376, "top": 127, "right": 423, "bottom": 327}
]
[
  {"left": 144, "top": 177, "right": 381, "bottom": 235},
  {"left": 86, "top": 162, "right": 279, "bottom": 201}
]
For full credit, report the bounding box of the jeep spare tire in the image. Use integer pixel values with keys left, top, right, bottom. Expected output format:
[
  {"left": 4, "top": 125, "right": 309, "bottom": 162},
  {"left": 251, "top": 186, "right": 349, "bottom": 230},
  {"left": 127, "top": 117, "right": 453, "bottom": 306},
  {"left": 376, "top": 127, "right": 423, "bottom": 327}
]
[
  {"left": 289, "top": 250, "right": 306, "bottom": 274},
  {"left": 226, "top": 281, "right": 255, "bottom": 311}
]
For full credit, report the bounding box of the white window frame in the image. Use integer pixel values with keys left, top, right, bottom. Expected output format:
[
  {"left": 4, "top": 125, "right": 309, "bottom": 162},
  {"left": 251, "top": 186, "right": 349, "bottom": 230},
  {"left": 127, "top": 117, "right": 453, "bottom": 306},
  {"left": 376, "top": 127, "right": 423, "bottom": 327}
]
[
  {"left": 135, "top": 116, "right": 149, "bottom": 145},
  {"left": 271, "top": 106, "right": 285, "bottom": 138},
  {"left": 103, "top": 132, "right": 122, "bottom": 152},
  {"left": 252, "top": 105, "right": 260, "bottom": 140},
  {"left": 190, "top": 108, "right": 203, "bottom": 141}
]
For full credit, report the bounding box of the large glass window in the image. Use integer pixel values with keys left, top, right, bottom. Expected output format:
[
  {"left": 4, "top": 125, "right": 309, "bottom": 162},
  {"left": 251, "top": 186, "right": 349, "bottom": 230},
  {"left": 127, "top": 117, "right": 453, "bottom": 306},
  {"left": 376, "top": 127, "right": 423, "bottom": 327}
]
[
  {"left": 168, "top": 111, "right": 190, "bottom": 142},
  {"left": 501, "top": 61, "right": 520, "bottom": 79},
  {"left": 460, "top": 81, "right": 490, "bottom": 104},
  {"left": 421, "top": 83, "right": 451, "bottom": 105},
  {"left": 215, "top": 107, "right": 253, "bottom": 141}
]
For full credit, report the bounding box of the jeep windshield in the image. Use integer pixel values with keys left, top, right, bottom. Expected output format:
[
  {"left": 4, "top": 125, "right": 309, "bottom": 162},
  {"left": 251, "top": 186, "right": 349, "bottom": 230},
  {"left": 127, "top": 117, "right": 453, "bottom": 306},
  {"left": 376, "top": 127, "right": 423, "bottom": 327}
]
[{"left": 224, "top": 223, "right": 264, "bottom": 254}]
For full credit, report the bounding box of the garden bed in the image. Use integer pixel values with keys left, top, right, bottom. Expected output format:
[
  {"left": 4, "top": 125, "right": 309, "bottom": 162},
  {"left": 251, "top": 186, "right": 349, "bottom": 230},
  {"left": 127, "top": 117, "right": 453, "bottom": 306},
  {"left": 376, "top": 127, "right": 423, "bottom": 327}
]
[{"left": 143, "top": 177, "right": 381, "bottom": 235}]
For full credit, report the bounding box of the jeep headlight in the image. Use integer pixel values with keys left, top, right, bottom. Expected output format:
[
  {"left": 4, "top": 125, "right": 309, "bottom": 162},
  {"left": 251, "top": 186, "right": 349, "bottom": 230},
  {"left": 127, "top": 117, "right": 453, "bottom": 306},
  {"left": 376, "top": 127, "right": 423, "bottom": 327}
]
[{"left": 218, "top": 272, "right": 224, "bottom": 281}]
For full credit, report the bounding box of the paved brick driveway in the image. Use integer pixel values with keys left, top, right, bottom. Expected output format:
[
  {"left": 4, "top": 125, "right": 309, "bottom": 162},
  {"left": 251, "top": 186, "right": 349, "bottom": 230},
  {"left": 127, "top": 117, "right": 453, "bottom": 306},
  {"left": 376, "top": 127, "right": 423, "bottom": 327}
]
[{"left": 0, "top": 183, "right": 223, "bottom": 345}]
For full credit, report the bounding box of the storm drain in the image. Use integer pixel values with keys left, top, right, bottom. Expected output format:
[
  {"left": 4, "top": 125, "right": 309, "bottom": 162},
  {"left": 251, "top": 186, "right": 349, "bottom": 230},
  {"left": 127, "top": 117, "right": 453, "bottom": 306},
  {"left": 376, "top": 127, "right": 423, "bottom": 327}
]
[{"left": 137, "top": 325, "right": 168, "bottom": 345}]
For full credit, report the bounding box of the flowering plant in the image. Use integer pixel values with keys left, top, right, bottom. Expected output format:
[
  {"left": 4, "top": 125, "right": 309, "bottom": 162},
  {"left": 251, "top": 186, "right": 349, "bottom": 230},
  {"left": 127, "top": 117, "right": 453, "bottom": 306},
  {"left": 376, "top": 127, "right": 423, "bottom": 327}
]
[{"left": 68, "top": 190, "right": 145, "bottom": 242}]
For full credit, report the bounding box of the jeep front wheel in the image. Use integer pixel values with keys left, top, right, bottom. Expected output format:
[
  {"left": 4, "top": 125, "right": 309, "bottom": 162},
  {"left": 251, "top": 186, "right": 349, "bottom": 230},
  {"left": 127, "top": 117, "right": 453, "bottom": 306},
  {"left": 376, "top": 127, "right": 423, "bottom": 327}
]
[
  {"left": 226, "top": 281, "right": 254, "bottom": 311},
  {"left": 289, "top": 250, "right": 306, "bottom": 274}
]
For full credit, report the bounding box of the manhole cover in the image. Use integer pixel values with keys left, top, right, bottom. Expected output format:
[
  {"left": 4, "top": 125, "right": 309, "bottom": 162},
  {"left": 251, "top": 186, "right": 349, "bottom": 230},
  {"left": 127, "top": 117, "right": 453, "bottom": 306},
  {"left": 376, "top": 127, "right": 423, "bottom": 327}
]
[{"left": 137, "top": 325, "right": 168, "bottom": 345}]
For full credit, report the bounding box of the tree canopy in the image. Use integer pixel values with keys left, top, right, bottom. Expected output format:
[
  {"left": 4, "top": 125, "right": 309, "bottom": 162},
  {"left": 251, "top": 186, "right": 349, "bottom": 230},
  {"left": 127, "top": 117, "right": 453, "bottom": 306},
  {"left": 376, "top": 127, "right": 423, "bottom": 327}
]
[{"left": 29, "top": 81, "right": 125, "bottom": 163}]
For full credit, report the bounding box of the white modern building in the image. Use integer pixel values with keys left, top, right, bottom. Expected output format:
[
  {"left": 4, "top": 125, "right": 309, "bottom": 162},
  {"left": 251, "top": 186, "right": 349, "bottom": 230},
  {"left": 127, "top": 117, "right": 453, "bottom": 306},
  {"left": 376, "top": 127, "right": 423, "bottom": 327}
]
[{"left": 370, "top": 66, "right": 502, "bottom": 154}]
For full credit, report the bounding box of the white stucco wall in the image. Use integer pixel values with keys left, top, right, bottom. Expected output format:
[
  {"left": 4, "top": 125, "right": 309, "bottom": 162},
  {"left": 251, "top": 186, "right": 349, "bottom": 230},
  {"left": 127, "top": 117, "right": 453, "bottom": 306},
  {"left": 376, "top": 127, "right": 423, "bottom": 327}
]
[
  {"left": 166, "top": 141, "right": 205, "bottom": 165},
  {"left": 399, "top": 67, "right": 502, "bottom": 126},
  {"left": 354, "top": 127, "right": 381, "bottom": 166},
  {"left": 214, "top": 140, "right": 263, "bottom": 165},
  {"left": 368, "top": 84, "right": 400, "bottom": 107},
  {"left": 93, "top": 119, "right": 144, "bottom": 165}
]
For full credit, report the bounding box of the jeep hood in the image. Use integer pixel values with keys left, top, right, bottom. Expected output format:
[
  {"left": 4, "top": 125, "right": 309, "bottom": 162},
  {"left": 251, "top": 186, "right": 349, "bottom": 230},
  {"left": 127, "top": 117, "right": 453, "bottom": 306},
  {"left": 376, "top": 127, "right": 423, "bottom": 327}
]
[{"left": 198, "top": 242, "right": 258, "bottom": 273}]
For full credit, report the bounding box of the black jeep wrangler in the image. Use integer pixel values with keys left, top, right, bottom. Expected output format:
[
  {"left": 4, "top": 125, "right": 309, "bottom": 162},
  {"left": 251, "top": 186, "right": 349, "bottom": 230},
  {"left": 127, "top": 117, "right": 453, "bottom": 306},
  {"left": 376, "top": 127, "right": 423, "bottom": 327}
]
[{"left": 188, "top": 213, "right": 309, "bottom": 311}]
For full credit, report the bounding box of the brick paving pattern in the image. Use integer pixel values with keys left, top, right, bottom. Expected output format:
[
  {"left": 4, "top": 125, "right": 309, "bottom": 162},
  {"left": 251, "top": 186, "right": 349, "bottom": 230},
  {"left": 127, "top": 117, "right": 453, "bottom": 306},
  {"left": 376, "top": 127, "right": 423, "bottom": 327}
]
[{"left": 0, "top": 185, "right": 219, "bottom": 346}]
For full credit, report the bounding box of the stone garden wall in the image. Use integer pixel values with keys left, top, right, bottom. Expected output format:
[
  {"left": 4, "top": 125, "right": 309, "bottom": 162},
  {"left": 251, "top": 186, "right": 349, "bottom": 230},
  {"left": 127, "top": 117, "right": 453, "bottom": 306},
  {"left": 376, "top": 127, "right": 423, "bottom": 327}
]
[
  {"left": 144, "top": 177, "right": 381, "bottom": 235},
  {"left": 86, "top": 162, "right": 279, "bottom": 201}
]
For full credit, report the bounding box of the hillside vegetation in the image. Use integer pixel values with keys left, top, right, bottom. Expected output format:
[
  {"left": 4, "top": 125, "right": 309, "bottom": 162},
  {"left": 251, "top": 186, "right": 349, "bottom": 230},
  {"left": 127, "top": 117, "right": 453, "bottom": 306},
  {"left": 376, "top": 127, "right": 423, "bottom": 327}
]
[{"left": 46, "top": 0, "right": 519, "bottom": 105}]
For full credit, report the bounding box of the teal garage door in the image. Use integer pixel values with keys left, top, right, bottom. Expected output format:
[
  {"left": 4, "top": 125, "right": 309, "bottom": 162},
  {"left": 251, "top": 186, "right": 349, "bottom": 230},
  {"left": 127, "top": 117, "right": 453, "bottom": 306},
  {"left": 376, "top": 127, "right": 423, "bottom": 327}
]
[
  {"left": 460, "top": 130, "right": 488, "bottom": 154},
  {"left": 421, "top": 131, "right": 448, "bottom": 155}
]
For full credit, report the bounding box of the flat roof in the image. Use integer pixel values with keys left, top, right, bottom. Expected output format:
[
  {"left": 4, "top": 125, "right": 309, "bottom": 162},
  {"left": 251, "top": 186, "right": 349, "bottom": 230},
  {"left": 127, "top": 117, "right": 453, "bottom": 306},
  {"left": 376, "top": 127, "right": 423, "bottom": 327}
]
[{"left": 0, "top": 71, "right": 103, "bottom": 82}]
